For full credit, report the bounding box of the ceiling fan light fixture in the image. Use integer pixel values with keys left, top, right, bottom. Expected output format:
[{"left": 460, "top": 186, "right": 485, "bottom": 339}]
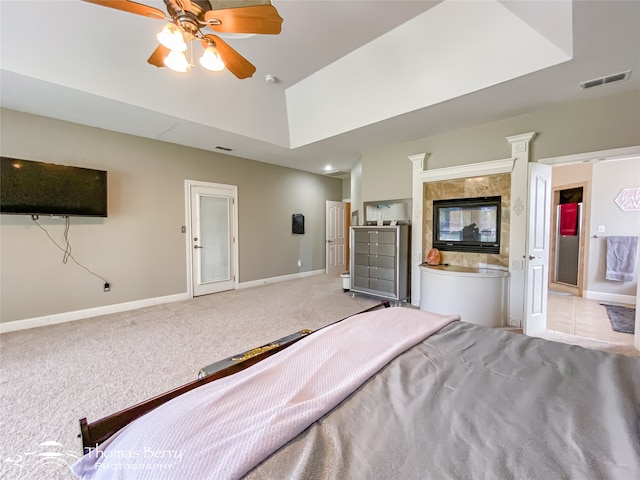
[
  {"left": 164, "top": 50, "right": 191, "bottom": 73},
  {"left": 157, "top": 23, "right": 187, "bottom": 52},
  {"left": 199, "top": 45, "right": 225, "bottom": 72}
]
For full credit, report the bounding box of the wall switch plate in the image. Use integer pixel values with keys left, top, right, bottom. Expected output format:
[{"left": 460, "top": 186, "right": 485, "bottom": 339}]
[{"left": 597, "top": 225, "right": 605, "bottom": 233}]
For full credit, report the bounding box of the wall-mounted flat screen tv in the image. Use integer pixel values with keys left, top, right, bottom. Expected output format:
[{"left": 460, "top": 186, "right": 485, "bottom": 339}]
[
  {"left": 0, "top": 157, "right": 108, "bottom": 217},
  {"left": 433, "top": 196, "right": 501, "bottom": 254}
]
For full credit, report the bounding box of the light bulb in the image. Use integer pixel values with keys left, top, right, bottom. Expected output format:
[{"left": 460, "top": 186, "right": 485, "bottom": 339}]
[
  {"left": 157, "top": 23, "right": 187, "bottom": 52},
  {"left": 199, "top": 46, "right": 225, "bottom": 71},
  {"left": 164, "top": 50, "right": 190, "bottom": 73}
]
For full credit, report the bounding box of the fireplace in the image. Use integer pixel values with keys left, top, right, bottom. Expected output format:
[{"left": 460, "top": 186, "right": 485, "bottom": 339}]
[{"left": 432, "top": 196, "right": 501, "bottom": 254}]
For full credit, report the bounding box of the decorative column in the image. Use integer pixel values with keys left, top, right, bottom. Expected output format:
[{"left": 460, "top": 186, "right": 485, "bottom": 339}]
[
  {"left": 409, "top": 153, "right": 428, "bottom": 306},
  {"left": 505, "top": 132, "right": 536, "bottom": 327}
]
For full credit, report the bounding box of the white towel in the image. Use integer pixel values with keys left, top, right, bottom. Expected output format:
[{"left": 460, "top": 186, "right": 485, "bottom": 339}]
[{"left": 605, "top": 236, "right": 638, "bottom": 282}]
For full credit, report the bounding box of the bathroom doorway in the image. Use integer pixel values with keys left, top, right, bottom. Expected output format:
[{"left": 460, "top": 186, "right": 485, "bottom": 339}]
[{"left": 549, "top": 182, "right": 588, "bottom": 297}]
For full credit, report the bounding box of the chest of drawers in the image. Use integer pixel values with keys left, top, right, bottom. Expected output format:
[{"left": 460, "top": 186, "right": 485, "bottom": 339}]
[{"left": 350, "top": 225, "right": 409, "bottom": 301}]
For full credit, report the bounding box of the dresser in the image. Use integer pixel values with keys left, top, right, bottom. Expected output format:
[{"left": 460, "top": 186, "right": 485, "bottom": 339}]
[{"left": 350, "top": 225, "right": 409, "bottom": 301}]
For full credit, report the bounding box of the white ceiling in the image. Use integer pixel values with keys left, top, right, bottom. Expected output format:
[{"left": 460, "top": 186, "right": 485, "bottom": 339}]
[{"left": 1, "top": 0, "right": 639, "bottom": 176}]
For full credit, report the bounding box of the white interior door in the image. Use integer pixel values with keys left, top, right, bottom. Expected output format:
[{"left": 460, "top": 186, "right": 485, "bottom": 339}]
[
  {"left": 326, "top": 201, "right": 346, "bottom": 275},
  {"left": 189, "top": 183, "right": 237, "bottom": 296},
  {"left": 524, "top": 162, "right": 552, "bottom": 334}
]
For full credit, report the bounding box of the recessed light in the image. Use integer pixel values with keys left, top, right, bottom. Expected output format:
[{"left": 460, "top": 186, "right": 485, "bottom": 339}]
[{"left": 324, "top": 165, "right": 333, "bottom": 172}]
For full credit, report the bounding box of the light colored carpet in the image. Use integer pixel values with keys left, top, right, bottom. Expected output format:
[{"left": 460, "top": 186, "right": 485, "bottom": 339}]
[
  {"left": 0, "top": 274, "right": 637, "bottom": 479},
  {"left": 0, "top": 274, "right": 378, "bottom": 479}
]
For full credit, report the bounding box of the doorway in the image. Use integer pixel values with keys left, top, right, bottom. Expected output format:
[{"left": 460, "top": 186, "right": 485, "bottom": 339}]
[
  {"left": 539, "top": 146, "right": 640, "bottom": 349},
  {"left": 326, "top": 200, "right": 347, "bottom": 275},
  {"left": 186, "top": 180, "right": 238, "bottom": 297},
  {"left": 549, "top": 183, "right": 587, "bottom": 297}
]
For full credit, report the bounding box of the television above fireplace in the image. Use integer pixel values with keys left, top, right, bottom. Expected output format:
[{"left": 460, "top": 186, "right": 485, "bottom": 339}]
[{"left": 432, "top": 196, "right": 501, "bottom": 254}]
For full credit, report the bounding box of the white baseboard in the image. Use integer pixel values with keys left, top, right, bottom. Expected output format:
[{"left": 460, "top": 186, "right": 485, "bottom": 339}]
[
  {"left": 1, "top": 270, "right": 331, "bottom": 333},
  {"left": 583, "top": 290, "right": 637, "bottom": 305},
  {"left": 0, "top": 293, "right": 190, "bottom": 334},
  {"left": 509, "top": 317, "right": 523, "bottom": 328},
  {"left": 238, "top": 269, "right": 326, "bottom": 289}
]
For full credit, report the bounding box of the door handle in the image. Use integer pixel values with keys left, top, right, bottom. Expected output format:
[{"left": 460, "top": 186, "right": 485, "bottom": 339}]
[
  {"left": 528, "top": 255, "right": 535, "bottom": 260},
  {"left": 327, "top": 240, "right": 334, "bottom": 243},
  {"left": 194, "top": 245, "right": 204, "bottom": 249}
]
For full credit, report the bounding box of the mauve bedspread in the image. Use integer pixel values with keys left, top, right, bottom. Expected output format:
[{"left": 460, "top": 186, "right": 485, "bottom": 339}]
[
  {"left": 72, "top": 308, "right": 459, "bottom": 479},
  {"left": 245, "top": 321, "right": 640, "bottom": 480}
]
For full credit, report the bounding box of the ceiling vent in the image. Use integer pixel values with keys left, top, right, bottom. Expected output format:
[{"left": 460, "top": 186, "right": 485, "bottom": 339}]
[{"left": 580, "top": 70, "right": 631, "bottom": 90}]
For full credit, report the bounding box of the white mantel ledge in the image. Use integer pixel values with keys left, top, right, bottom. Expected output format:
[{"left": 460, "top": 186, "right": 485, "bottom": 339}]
[{"left": 419, "top": 158, "right": 515, "bottom": 183}]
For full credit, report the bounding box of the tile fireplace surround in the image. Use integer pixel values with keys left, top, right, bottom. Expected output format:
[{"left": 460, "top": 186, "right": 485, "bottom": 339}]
[{"left": 423, "top": 172, "right": 511, "bottom": 270}]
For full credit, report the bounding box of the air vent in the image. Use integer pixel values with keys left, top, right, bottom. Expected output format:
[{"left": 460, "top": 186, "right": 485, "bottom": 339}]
[
  {"left": 215, "top": 146, "right": 232, "bottom": 152},
  {"left": 581, "top": 78, "right": 604, "bottom": 89},
  {"left": 603, "top": 72, "right": 628, "bottom": 84},
  {"left": 580, "top": 70, "right": 631, "bottom": 89}
]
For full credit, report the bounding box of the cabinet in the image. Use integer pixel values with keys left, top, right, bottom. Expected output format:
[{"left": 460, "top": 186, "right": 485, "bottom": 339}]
[{"left": 350, "top": 225, "right": 409, "bottom": 301}]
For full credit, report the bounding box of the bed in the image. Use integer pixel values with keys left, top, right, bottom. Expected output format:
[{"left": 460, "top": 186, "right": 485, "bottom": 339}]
[{"left": 72, "top": 303, "right": 640, "bottom": 479}]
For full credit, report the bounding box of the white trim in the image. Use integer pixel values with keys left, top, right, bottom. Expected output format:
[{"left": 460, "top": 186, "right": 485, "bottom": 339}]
[
  {"left": 237, "top": 269, "right": 326, "bottom": 289},
  {"left": 507, "top": 133, "right": 537, "bottom": 335},
  {"left": 538, "top": 145, "right": 640, "bottom": 165},
  {"left": 408, "top": 153, "right": 426, "bottom": 170},
  {"left": 505, "top": 132, "right": 536, "bottom": 146},
  {"left": 409, "top": 153, "right": 427, "bottom": 306},
  {"left": 185, "top": 180, "right": 193, "bottom": 297},
  {"left": 584, "top": 290, "right": 636, "bottom": 305},
  {"left": 0, "top": 293, "right": 190, "bottom": 334},
  {"left": 409, "top": 155, "right": 516, "bottom": 307},
  {"left": 419, "top": 158, "right": 515, "bottom": 183}
]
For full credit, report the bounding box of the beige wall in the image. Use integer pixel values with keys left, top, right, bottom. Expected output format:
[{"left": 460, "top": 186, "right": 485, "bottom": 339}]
[
  {"left": 350, "top": 159, "right": 363, "bottom": 225},
  {"left": 587, "top": 158, "right": 640, "bottom": 297},
  {"left": 0, "top": 109, "right": 342, "bottom": 322},
  {"left": 361, "top": 89, "right": 640, "bottom": 203},
  {"left": 341, "top": 178, "right": 350, "bottom": 200}
]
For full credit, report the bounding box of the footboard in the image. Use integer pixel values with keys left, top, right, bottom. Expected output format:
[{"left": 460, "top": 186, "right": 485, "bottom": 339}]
[{"left": 78, "top": 301, "right": 390, "bottom": 453}]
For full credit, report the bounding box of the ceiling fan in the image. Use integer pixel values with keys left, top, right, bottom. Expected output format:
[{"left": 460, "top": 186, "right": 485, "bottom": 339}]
[{"left": 82, "top": 0, "right": 283, "bottom": 79}]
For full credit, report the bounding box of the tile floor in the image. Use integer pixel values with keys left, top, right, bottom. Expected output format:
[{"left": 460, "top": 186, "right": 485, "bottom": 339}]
[{"left": 546, "top": 293, "right": 635, "bottom": 346}]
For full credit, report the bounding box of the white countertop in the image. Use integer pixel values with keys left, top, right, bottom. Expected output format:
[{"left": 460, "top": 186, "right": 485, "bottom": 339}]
[{"left": 420, "top": 264, "right": 509, "bottom": 277}]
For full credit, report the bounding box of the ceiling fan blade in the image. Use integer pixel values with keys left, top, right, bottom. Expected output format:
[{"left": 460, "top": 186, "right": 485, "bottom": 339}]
[
  {"left": 148, "top": 45, "right": 171, "bottom": 68},
  {"left": 204, "top": 35, "right": 256, "bottom": 79},
  {"left": 204, "top": 5, "right": 283, "bottom": 34},
  {"left": 209, "top": 0, "right": 272, "bottom": 7},
  {"left": 82, "top": 0, "right": 166, "bottom": 19}
]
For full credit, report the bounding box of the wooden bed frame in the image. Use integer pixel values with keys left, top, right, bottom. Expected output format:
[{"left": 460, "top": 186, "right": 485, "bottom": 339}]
[{"left": 78, "top": 301, "right": 390, "bottom": 454}]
